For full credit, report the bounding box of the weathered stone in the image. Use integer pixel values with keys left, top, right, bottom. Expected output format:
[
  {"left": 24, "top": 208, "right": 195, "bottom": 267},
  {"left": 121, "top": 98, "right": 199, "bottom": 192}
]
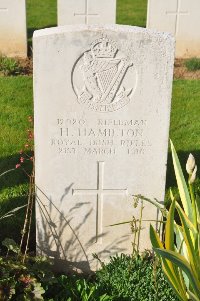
[
  {"left": 0, "top": 0, "right": 27, "bottom": 58},
  {"left": 57, "top": 0, "right": 116, "bottom": 25},
  {"left": 33, "top": 25, "right": 174, "bottom": 272},
  {"left": 147, "top": 0, "right": 200, "bottom": 58}
]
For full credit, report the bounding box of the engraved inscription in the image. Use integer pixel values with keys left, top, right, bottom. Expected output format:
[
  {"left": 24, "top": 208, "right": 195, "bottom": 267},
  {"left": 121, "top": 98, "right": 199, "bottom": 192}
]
[
  {"left": 166, "top": 0, "right": 188, "bottom": 36},
  {"left": 74, "top": 0, "right": 99, "bottom": 24},
  {"left": 51, "top": 117, "right": 151, "bottom": 156},
  {"left": 72, "top": 37, "right": 137, "bottom": 112},
  {"left": 73, "top": 161, "right": 128, "bottom": 243},
  {"left": 0, "top": 8, "right": 8, "bottom": 12}
]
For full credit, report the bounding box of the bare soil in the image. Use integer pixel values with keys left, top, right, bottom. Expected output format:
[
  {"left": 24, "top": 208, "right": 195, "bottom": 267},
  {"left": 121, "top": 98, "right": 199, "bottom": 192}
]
[{"left": 18, "top": 57, "right": 33, "bottom": 76}]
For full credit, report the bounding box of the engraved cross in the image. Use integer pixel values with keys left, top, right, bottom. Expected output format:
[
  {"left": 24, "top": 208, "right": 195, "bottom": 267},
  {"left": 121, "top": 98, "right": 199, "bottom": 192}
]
[
  {"left": 166, "top": 0, "right": 188, "bottom": 36},
  {"left": 73, "top": 162, "right": 128, "bottom": 243},
  {"left": 74, "top": 0, "right": 99, "bottom": 25}
]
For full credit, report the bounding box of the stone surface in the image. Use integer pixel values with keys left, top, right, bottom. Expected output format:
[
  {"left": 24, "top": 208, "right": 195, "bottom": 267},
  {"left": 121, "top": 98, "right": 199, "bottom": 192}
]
[
  {"left": 57, "top": 0, "right": 116, "bottom": 25},
  {"left": 0, "top": 0, "right": 27, "bottom": 58},
  {"left": 33, "top": 25, "right": 174, "bottom": 272},
  {"left": 147, "top": 0, "right": 200, "bottom": 58}
]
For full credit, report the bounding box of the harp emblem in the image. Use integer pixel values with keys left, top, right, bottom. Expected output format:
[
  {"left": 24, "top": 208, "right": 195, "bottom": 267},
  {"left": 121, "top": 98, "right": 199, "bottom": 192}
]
[{"left": 72, "top": 37, "right": 136, "bottom": 112}]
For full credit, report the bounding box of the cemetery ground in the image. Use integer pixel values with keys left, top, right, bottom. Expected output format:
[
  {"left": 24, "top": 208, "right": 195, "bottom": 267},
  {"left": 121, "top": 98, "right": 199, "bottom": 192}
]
[{"left": 0, "top": 0, "right": 200, "bottom": 300}]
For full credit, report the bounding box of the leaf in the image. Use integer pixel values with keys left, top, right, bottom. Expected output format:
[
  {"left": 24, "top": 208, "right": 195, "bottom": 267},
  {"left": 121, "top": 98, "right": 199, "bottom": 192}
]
[
  {"left": 176, "top": 202, "right": 197, "bottom": 235},
  {"left": 165, "top": 199, "right": 175, "bottom": 251},
  {"left": 164, "top": 199, "right": 187, "bottom": 292},
  {"left": 170, "top": 140, "right": 193, "bottom": 223},
  {"left": 7, "top": 204, "right": 27, "bottom": 214},
  {"left": 2, "top": 238, "right": 20, "bottom": 254},
  {"left": 0, "top": 214, "right": 14, "bottom": 220},
  {"left": 174, "top": 224, "right": 190, "bottom": 289},
  {"left": 150, "top": 224, "right": 163, "bottom": 249},
  {"left": 195, "top": 194, "right": 200, "bottom": 224},
  {"left": 150, "top": 225, "right": 187, "bottom": 299},
  {"left": 155, "top": 248, "right": 200, "bottom": 297},
  {"left": 0, "top": 169, "right": 15, "bottom": 178},
  {"left": 160, "top": 267, "right": 188, "bottom": 301},
  {"left": 187, "top": 289, "right": 200, "bottom": 301},
  {"left": 32, "top": 281, "right": 45, "bottom": 300},
  {"left": 176, "top": 205, "right": 200, "bottom": 278},
  {"left": 0, "top": 205, "right": 27, "bottom": 221}
]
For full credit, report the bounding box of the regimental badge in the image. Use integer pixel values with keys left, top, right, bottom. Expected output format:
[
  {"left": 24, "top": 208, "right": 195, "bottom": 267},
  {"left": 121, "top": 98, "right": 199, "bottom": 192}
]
[{"left": 72, "top": 36, "right": 137, "bottom": 113}]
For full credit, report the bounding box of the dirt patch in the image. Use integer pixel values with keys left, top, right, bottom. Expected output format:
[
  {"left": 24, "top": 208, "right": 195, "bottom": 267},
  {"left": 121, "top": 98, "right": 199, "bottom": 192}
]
[
  {"left": 174, "top": 59, "right": 200, "bottom": 80},
  {"left": 18, "top": 57, "right": 33, "bottom": 76}
]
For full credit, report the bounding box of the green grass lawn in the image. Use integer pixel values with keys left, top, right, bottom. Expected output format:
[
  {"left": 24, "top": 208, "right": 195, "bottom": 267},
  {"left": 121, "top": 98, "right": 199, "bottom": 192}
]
[
  {"left": 167, "top": 80, "right": 200, "bottom": 190},
  {"left": 0, "top": 77, "right": 33, "bottom": 244},
  {"left": 170, "top": 80, "right": 200, "bottom": 152},
  {"left": 117, "top": 0, "right": 147, "bottom": 26},
  {"left": 0, "top": 77, "right": 33, "bottom": 157},
  {"left": 27, "top": 0, "right": 57, "bottom": 46},
  {"left": 26, "top": 0, "right": 147, "bottom": 45}
]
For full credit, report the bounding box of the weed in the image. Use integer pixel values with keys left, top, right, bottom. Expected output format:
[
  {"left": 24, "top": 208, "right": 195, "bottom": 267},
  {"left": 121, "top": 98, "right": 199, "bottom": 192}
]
[
  {"left": 185, "top": 58, "right": 200, "bottom": 71},
  {"left": 0, "top": 56, "right": 22, "bottom": 76}
]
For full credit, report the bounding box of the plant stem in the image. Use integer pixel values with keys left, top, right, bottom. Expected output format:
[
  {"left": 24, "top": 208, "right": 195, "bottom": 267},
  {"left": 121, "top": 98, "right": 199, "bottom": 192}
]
[
  {"left": 137, "top": 200, "right": 144, "bottom": 253},
  {"left": 132, "top": 218, "right": 137, "bottom": 254},
  {"left": 189, "top": 182, "right": 198, "bottom": 231},
  {"left": 19, "top": 170, "right": 33, "bottom": 256},
  {"left": 23, "top": 164, "right": 35, "bottom": 263}
]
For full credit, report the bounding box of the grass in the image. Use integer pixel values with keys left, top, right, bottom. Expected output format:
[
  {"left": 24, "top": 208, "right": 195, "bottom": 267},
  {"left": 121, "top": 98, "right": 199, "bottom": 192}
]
[
  {"left": 26, "top": 0, "right": 57, "bottom": 47},
  {"left": 166, "top": 80, "right": 200, "bottom": 192},
  {"left": 0, "top": 77, "right": 33, "bottom": 157},
  {"left": 170, "top": 80, "right": 200, "bottom": 152},
  {"left": 26, "top": 0, "right": 147, "bottom": 46},
  {"left": 0, "top": 56, "right": 22, "bottom": 76},
  {"left": 185, "top": 58, "right": 200, "bottom": 72},
  {"left": 0, "top": 77, "right": 33, "bottom": 244},
  {"left": 117, "top": 0, "right": 147, "bottom": 27}
]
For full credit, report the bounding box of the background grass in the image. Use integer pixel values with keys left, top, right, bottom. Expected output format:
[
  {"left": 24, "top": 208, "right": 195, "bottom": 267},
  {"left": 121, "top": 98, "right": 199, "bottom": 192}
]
[
  {"left": 26, "top": 0, "right": 147, "bottom": 45},
  {"left": 166, "top": 80, "right": 200, "bottom": 190},
  {"left": 117, "top": 0, "right": 147, "bottom": 26},
  {"left": 27, "top": 0, "right": 57, "bottom": 48},
  {"left": 0, "top": 0, "right": 200, "bottom": 245},
  {"left": 0, "top": 77, "right": 33, "bottom": 245},
  {"left": 185, "top": 58, "right": 200, "bottom": 72}
]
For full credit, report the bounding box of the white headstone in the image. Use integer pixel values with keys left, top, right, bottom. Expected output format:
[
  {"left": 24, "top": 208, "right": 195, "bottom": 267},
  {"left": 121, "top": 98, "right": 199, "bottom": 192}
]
[
  {"left": 0, "top": 0, "right": 27, "bottom": 58},
  {"left": 33, "top": 25, "right": 174, "bottom": 272},
  {"left": 57, "top": 0, "right": 116, "bottom": 25},
  {"left": 147, "top": 0, "right": 200, "bottom": 58}
]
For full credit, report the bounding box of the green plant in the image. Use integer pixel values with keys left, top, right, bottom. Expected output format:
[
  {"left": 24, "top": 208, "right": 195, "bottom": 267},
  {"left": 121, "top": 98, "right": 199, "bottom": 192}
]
[
  {"left": 0, "top": 255, "right": 48, "bottom": 300},
  {"left": 185, "top": 58, "right": 200, "bottom": 72},
  {"left": 0, "top": 56, "right": 22, "bottom": 76},
  {"left": 95, "top": 253, "right": 178, "bottom": 301},
  {"left": 150, "top": 141, "right": 200, "bottom": 301},
  {"left": 45, "top": 274, "right": 113, "bottom": 301}
]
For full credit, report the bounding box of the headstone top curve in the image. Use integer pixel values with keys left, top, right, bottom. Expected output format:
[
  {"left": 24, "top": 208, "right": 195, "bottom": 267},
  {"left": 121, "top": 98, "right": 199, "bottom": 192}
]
[{"left": 33, "top": 24, "right": 174, "bottom": 42}]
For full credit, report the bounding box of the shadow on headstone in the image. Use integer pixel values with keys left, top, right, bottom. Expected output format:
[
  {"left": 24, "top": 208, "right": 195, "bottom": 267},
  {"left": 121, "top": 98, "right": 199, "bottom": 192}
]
[{"left": 36, "top": 185, "right": 128, "bottom": 274}]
